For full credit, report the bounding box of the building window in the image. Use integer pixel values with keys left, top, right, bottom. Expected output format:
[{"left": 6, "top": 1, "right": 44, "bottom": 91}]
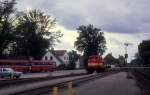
[
  {"left": 50, "top": 56, "right": 53, "bottom": 60},
  {"left": 45, "top": 56, "right": 48, "bottom": 60}
]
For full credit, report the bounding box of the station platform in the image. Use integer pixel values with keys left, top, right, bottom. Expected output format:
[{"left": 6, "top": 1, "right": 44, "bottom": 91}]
[{"left": 61, "top": 72, "right": 141, "bottom": 95}]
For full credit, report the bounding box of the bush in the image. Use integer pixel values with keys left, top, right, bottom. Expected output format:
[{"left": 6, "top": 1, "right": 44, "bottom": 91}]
[{"left": 57, "top": 64, "right": 67, "bottom": 70}]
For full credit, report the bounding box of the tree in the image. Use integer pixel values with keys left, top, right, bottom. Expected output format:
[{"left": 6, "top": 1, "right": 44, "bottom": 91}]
[
  {"left": 104, "top": 53, "right": 117, "bottom": 65},
  {"left": 74, "top": 24, "right": 106, "bottom": 68},
  {"left": 138, "top": 40, "right": 150, "bottom": 65},
  {"left": 15, "top": 9, "right": 63, "bottom": 59},
  {"left": 57, "top": 63, "right": 67, "bottom": 70},
  {"left": 118, "top": 55, "right": 126, "bottom": 67},
  {"left": 0, "top": 0, "right": 16, "bottom": 58},
  {"left": 67, "top": 50, "right": 79, "bottom": 70},
  {"left": 130, "top": 53, "right": 145, "bottom": 66}
]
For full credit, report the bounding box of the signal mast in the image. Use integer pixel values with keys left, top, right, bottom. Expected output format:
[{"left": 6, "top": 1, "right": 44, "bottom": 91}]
[{"left": 124, "top": 42, "right": 132, "bottom": 64}]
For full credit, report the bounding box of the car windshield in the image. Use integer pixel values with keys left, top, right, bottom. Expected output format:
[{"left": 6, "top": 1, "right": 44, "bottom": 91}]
[{"left": 5, "top": 68, "right": 14, "bottom": 72}]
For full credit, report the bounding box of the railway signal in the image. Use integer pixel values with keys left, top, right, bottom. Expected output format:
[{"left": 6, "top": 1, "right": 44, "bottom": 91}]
[{"left": 124, "top": 42, "right": 132, "bottom": 64}]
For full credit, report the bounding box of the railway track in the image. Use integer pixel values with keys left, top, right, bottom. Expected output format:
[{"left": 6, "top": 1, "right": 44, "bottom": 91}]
[
  {"left": 0, "top": 72, "right": 86, "bottom": 89},
  {"left": 0, "top": 71, "right": 119, "bottom": 95}
]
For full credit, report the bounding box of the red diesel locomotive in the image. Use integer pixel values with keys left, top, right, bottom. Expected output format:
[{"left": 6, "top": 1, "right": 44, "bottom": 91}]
[{"left": 87, "top": 55, "right": 105, "bottom": 74}]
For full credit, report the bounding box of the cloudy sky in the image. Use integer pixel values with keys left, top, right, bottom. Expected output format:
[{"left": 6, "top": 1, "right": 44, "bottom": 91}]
[{"left": 16, "top": 0, "right": 150, "bottom": 61}]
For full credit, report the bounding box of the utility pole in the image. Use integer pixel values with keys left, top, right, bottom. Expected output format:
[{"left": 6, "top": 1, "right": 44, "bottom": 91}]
[
  {"left": 124, "top": 42, "right": 133, "bottom": 79},
  {"left": 124, "top": 43, "right": 132, "bottom": 64}
]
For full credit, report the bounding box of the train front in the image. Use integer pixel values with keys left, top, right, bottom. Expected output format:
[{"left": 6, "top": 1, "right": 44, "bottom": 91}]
[{"left": 87, "top": 55, "right": 105, "bottom": 73}]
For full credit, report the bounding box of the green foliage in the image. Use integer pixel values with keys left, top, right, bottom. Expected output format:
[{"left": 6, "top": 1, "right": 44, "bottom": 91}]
[
  {"left": 130, "top": 53, "right": 145, "bottom": 67},
  {"left": 104, "top": 53, "right": 117, "bottom": 65},
  {"left": 0, "top": 1, "right": 63, "bottom": 59},
  {"left": 83, "top": 48, "right": 89, "bottom": 68},
  {"left": 57, "top": 63, "right": 67, "bottom": 70},
  {"left": 15, "top": 9, "right": 63, "bottom": 59},
  {"left": 0, "top": 0, "right": 16, "bottom": 57},
  {"left": 75, "top": 24, "right": 106, "bottom": 55},
  {"left": 74, "top": 24, "right": 106, "bottom": 68},
  {"left": 67, "top": 50, "right": 79, "bottom": 70},
  {"left": 118, "top": 55, "right": 126, "bottom": 66}
]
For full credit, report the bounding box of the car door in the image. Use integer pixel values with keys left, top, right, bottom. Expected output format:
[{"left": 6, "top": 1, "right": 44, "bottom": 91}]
[
  {"left": 0, "top": 68, "right": 3, "bottom": 77},
  {"left": 2, "top": 68, "right": 10, "bottom": 77}
]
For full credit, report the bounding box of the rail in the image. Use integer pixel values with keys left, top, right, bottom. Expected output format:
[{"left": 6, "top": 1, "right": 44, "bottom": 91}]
[
  {"left": 0, "top": 73, "right": 86, "bottom": 89},
  {"left": 0, "top": 71, "right": 119, "bottom": 95}
]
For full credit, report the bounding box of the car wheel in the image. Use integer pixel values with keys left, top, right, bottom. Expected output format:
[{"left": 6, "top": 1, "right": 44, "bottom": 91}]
[
  {"left": 0, "top": 76, "right": 4, "bottom": 78},
  {"left": 96, "top": 70, "right": 101, "bottom": 73},
  {"left": 16, "top": 76, "right": 20, "bottom": 78},
  {"left": 9, "top": 74, "right": 14, "bottom": 79},
  {"left": 87, "top": 70, "right": 94, "bottom": 74}
]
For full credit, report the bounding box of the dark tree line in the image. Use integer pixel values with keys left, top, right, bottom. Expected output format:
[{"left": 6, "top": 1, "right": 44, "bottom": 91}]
[
  {"left": 104, "top": 53, "right": 126, "bottom": 67},
  {"left": 138, "top": 40, "right": 150, "bottom": 65},
  {"left": 0, "top": 0, "right": 16, "bottom": 58},
  {"left": 130, "top": 40, "right": 150, "bottom": 66},
  {"left": 67, "top": 50, "right": 79, "bottom": 70},
  {"left": 0, "top": 0, "right": 62, "bottom": 59}
]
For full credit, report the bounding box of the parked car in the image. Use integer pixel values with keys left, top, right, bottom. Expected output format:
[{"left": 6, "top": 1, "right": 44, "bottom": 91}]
[{"left": 0, "top": 68, "right": 22, "bottom": 78}]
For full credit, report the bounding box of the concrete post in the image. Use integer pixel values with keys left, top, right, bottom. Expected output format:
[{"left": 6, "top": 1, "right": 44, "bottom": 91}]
[
  {"left": 52, "top": 87, "right": 59, "bottom": 95},
  {"left": 67, "top": 81, "right": 73, "bottom": 95}
]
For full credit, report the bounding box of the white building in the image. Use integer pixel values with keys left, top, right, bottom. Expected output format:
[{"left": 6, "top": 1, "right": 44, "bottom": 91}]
[
  {"left": 42, "top": 50, "right": 69, "bottom": 66},
  {"left": 76, "top": 55, "right": 84, "bottom": 69}
]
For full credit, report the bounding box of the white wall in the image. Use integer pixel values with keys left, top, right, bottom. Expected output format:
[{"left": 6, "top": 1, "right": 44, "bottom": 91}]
[
  {"left": 59, "top": 52, "right": 69, "bottom": 64},
  {"left": 75, "top": 59, "right": 80, "bottom": 68},
  {"left": 42, "top": 52, "right": 61, "bottom": 66}
]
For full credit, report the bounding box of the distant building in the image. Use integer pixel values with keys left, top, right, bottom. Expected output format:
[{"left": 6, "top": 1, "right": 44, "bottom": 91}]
[
  {"left": 42, "top": 50, "right": 69, "bottom": 66},
  {"left": 77, "top": 55, "right": 84, "bottom": 68},
  {"left": 42, "top": 50, "right": 84, "bottom": 69},
  {"left": 76, "top": 55, "right": 84, "bottom": 69}
]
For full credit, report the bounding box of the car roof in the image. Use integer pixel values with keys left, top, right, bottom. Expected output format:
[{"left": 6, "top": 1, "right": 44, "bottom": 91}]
[{"left": 0, "top": 68, "right": 13, "bottom": 69}]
